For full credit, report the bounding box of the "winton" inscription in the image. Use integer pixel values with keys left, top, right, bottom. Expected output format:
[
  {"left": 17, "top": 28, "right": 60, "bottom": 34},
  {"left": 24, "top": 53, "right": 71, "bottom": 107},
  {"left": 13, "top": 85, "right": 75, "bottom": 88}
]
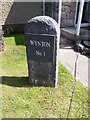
[
  {"left": 26, "top": 34, "right": 55, "bottom": 62},
  {"left": 30, "top": 40, "right": 51, "bottom": 47}
]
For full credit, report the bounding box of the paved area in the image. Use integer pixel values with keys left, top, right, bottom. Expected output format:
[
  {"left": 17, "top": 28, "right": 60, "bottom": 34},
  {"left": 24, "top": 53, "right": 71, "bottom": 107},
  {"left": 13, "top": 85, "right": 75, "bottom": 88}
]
[
  {"left": 58, "top": 37, "right": 89, "bottom": 89},
  {"left": 61, "top": 27, "right": 90, "bottom": 41}
]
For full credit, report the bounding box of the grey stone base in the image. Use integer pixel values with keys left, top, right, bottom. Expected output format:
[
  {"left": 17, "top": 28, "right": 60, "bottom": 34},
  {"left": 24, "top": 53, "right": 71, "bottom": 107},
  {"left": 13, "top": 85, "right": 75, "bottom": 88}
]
[
  {"left": 28, "top": 60, "right": 55, "bottom": 87},
  {"left": 29, "top": 77, "right": 55, "bottom": 87}
]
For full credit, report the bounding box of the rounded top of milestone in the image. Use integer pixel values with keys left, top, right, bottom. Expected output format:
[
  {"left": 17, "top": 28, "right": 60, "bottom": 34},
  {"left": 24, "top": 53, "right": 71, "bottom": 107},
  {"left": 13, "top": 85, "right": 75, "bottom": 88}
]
[{"left": 25, "top": 16, "right": 60, "bottom": 36}]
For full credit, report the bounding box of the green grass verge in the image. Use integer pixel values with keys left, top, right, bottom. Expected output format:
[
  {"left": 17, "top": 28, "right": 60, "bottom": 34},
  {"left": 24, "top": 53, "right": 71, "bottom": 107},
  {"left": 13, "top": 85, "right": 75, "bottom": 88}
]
[{"left": 0, "top": 34, "right": 90, "bottom": 118}]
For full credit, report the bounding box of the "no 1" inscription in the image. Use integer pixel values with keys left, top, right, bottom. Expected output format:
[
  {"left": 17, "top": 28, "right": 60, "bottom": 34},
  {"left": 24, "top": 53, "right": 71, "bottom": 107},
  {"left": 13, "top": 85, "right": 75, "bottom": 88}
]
[{"left": 36, "top": 51, "right": 46, "bottom": 56}]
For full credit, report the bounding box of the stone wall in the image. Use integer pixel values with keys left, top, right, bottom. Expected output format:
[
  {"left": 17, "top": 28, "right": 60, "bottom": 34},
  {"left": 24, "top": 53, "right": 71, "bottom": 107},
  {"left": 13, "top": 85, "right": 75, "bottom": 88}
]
[
  {"left": 0, "top": 1, "right": 2, "bottom": 25},
  {"left": 1, "top": 2, "right": 13, "bottom": 25},
  {"left": 44, "top": 2, "right": 76, "bottom": 27},
  {"left": 0, "top": 25, "right": 4, "bottom": 52},
  {"left": 61, "top": 2, "right": 76, "bottom": 27}
]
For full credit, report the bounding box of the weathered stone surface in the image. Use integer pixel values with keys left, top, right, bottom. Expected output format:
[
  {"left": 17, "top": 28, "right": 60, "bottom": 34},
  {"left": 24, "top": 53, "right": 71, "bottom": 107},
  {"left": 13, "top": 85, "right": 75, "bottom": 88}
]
[
  {"left": 0, "top": 25, "right": 4, "bottom": 52},
  {"left": 61, "top": 6, "right": 65, "bottom": 12},
  {"left": 0, "top": 2, "right": 2, "bottom": 25},
  {"left": 62, "top": 2, "right": 71, "bottom": 7},
  {"left": 66, "top": 13, "right": 70, "bottom": 19},
  {"left": 61, "top": 2, "right": 76, "bottom": 27},
  {"left": 25, "top": 16, "right": 60, "bottom": 87},
  {"left": 61, "top": 19, "right": 74, "bottom": 27},
  {"left": 64, "top": 6, "right": 70, "bottom": 13},
  {"left": 70, "top": 12, "right": 75, "bottom": 19},
  {"left": 66, "top": 19, "right": 74, "bottom": 26},
  {"left": 1, "top": 2, "right": 13, "bottom": 25},
  {"left": 70, "top": 2, "right": 76, "bottom": 12},
  {"left": 61, "top": 20, "right": 67, "bottom": 27},
  {"left": 61, "top": 12, "right": 67, "bottom": 19}
]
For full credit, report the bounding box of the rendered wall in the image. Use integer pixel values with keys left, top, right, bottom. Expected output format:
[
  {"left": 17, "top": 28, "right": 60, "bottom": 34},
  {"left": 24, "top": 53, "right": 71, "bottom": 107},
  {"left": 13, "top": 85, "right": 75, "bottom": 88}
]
[{"left": 1, "top": 2, "right": 42, "bottom": 25}]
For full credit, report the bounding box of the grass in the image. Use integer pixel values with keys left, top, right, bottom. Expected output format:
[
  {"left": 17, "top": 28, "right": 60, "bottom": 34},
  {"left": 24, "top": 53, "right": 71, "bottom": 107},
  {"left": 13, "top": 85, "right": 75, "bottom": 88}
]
[{"left": 0, "top": 34, "right": 89, "bottom": 118}]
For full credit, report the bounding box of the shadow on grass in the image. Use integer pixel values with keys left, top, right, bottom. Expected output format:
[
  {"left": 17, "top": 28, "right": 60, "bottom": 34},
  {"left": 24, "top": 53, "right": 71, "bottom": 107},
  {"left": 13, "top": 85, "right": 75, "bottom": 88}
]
[
  {"left": 2, "top": 76, "right": 51, "bottom": 87},
  {"left": 2, "top": 76, "right": 30, "bottom": 87},
  {"left": 14, "top": 34, "right": 26, "bottom": 46},
  {"left": 4, "top": 34, "right": 26, "bottom": 46}
]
